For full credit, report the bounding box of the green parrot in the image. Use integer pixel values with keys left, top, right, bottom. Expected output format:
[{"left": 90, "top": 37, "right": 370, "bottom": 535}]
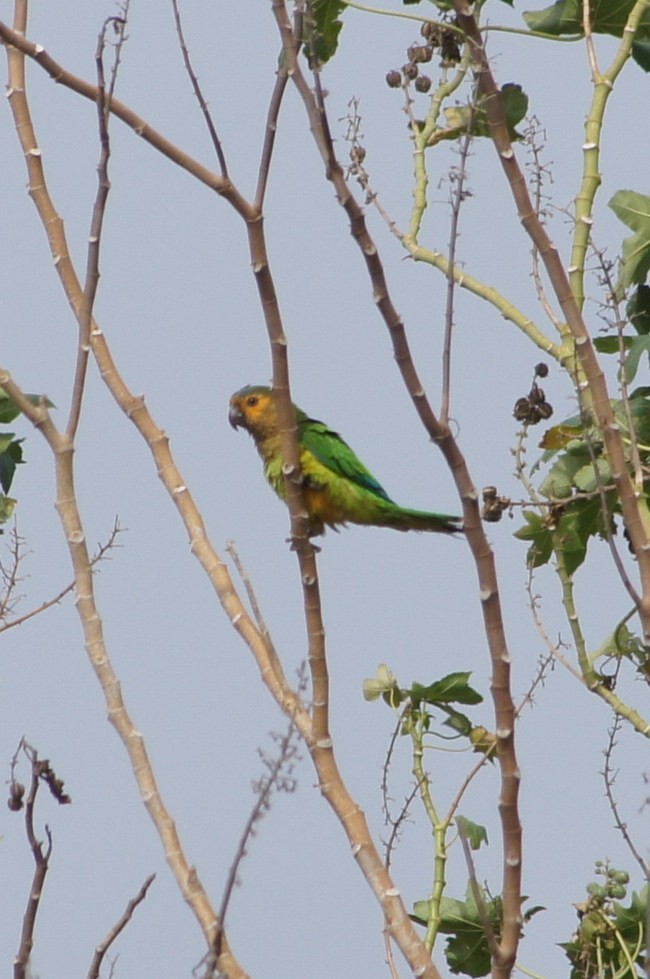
[{"left": 229, "top": 385, "right": 462, "bottom": 536}]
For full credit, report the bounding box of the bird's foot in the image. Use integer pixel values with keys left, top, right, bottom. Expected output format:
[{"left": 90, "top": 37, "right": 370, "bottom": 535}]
[{"left": 286, "top": 535, "right": 322, "bottom": 554}]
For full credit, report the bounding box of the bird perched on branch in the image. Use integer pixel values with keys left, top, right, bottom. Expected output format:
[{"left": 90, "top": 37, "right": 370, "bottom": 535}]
[{"left": 229, "top": 385, "right": 462, "bottom": 537}]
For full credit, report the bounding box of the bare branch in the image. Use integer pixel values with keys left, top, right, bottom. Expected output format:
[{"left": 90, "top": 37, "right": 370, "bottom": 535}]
[
  {"left": 66, "top": 11, "right": 130, "bottom": 440},
  {"left": 171, "top": 0, "right": 229, "bottom": 177},
  {"left": 86, "top": 874, "right": 156, "bottom": 979},
  {"left": 0, "top": 20, "right": 250, "bottom": 216},
  {"left": 0, "top": 520, "right": 122, "bottom": 637},
  {"left": 0, "top": 524, "right": 25, "bottom": 622},
  {"left": 602, "top": 719, "right": 650, "bottom": 880},
  {"left": 441, "top": 127, "right": 473, "bottom": 425},
  {"left": 255, "top": 68, "right": 290, "bottom": 209},
  {"left": 206, "top": 721, "right": 301, "bottom": 976},
  {"left": 11, "top": 740, "right": 69, "bottom": 979}
]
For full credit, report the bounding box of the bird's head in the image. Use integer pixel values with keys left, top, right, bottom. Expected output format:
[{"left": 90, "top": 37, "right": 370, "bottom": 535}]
[{"left": 229, "top": 385, "right": 279, "bottom": 439}]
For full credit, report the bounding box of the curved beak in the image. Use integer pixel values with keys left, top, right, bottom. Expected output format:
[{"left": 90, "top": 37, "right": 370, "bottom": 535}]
[{"left": 228, "top": 402, "right": 244, "bottom": 430}]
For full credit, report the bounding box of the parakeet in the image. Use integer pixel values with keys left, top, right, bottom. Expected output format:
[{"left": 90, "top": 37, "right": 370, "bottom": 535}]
[{"left": 229, "top": 385, "right": 462, "bottom": 537}]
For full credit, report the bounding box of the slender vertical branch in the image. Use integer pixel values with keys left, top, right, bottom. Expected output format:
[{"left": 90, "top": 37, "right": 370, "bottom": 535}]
[
  {"left": 12, "top": 742, "right": 56, "bottom": 979},
  {"left": 67, "top": 13, "right": 129, "bottom": 440},
  {"left": 255, "top": 68, "right": 290, "bottom": 208},
  {"left": 602, "top": 719, "right": 650, "bottom": 880},
  {"left": 441, "top": 129, "right": 473, "bottom": 424},
  {"left": 569, "top": 0, "right": 648, "bottom": 309},
  {"left": 274, "top": 6, "right": 524, "bottom": 976},
  {"left": 171, "top": 0, "right": 229, "bottom": 176}
]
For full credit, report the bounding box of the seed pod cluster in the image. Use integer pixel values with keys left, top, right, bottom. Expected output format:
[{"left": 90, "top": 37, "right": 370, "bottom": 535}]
[
  {"left": 481, "top": 486, "right": 511, "bottom": 523},
  {"left": 7, "top": 780, "right": 25, "bottom": 812},
  {"left": 513, "top": 364, "right": 554, "bottom": 425},
  {"left": 385, "top": 20, "right": 461, "bottom": 91}
]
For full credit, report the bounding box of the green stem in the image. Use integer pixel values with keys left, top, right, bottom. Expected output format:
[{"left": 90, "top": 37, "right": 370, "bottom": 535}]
[
  {"left": 407, "top": 244, "right": 560, "bottom": 357},
  {"left": 412, "top": 710, "right": 449, "bottom": 952},
  {"left": 407, "top": 53, "right": 470, "bottom": 243},
  {"left": 554, "top": 541, "right": 650, "bottom": 735},
  {"left": 570, "top": 0, "right": 650, "bottom": 310}
]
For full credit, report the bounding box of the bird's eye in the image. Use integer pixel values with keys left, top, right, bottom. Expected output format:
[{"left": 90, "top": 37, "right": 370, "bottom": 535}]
[{"left": 246, "top": 396, "right": 258, "bottom": 407}]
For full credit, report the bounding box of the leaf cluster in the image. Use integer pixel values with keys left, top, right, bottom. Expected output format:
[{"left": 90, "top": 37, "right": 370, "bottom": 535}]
[
  {"left": 364, "top": 668, "right": 494, "bottom": 754},
  {"left": 516, "top": 387, "right": 650, "bottom": 573},
  {"left": 561, "top": 867, "right": 647, "bottom": 979},
  {"left": 413, "top": 883, "right": 544, "bottom": 977},
  {"left": 0, "top": 391, "right": 25, "bottom": 528},
  {"left": 0, "top": 390, "right": 51, "bottom": 529},
  {"left": 524, "top": 0, "right": 650, "bottom": 70}
]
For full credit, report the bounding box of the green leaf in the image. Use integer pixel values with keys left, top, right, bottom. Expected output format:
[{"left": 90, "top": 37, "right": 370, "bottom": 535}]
[
  {"left": 439, "top": 886, "right": 502, "bottom": 977},
  {"left": 632, "top": 35, "right": 650, "bottom": 70},
  {"left": 0, "top": 433, "right": 15, "bottom": 455},
  {"left": 539, "top": 446, "right": 593, "bottom": 498},
  {"left": 414, "top": 888, "right": 542, "bottom": 977},
  {"left": 0, "top": 390, "right": 54, "bottom": 424},
  {"left": 562, "top": 883, "right": 647, "bottom": 977},
  {"left": 593, "top": 336, "right": 631, "bottom": 354},
  {"left": 628, "top": 283, "right": 650, "bottom": 334},
  {"left": 609, "top": 190, "right": 650, "bottom": 295},
  {"left": 538, "top": 420, "right": 584, "bottom": 451},
  {"left": 411, "top": 672, "right": 483, "bottom": 707},
  {"left": 573, "top": 457, "right": 612, "bottom": 493},
  {"left": 613, "top": 885, "right": 648, "bottom": 944},
  {"left": 304, "top": 0, "right": 345, "bottom": 65},
  {"left": 524, "top": 0, "right": 650, "bottom": 41},
  {"left": 624, "top": 334, "right": 650, "bottom": 381},
  {"left": 456, "top": 815, "right": 488, "bottom": 850},
  {"left": 0, "top": 438, "right": 23, "bottom": 495},
  {"left": 441, "top": 84, "right": 529, "bottom": 143},
  {"left": 442, "top": 706, "right": 474, "bottom": 736},
  {"left": 362, "top": 664, "right": 404, "bottom": 707},
  {"left": 0, "top": 392, "right": 21, "bottom": 425},
  {"left": 592, "top": 332, "right": 650, "bottom": 382},
  {"left": 610, "top": 190, "right": 650, "bottom": 234},
  {"left": 514, "top": 511, "right": 554, "bottom": 567},
  {"left": 0, "top": 494, "right": 17, "bottom": 525}
]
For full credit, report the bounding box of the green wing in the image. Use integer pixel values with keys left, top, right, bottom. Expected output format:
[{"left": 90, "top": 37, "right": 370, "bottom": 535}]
[{"left": 299, "top": 418, "right": 393, "bottom": 501}]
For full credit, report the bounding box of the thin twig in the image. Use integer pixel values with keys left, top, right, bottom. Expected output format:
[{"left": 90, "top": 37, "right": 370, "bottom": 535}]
[
  {"left": 225, "top": 541, "right": 271, "bottom": 639},
  {"left": 225, "top": 541, "right": 293, "bottom": 697},
  {"left": 515, "top": 649, "right": 555, "bottom": 718},
  {"left": 66, "top": 12, "right": 129, "bottom": 439},
  {"left": 602, "top": 718, "right": 649, "bottom": 879},
  {"left": 0, "top": 524, "right": 25, "bottom": 621},
  {"left": 582, "top": 0, "right": 600, "bottom": 82},
  {"left": 171, "top": 0, "right": 229, "bottom": 176},
  {"left": 86, "top": 874, "right": 156, "bottom": 979},
  {"left": 457, "top": 822, "right": 500, "bottom": 960},
  {"left": 525, "top": 116, "right": 563, "bottom": 334},
  {"left": 255, "top": 67, "right": 290, "bottom": 209},
  {"left": 0, "top": 520, "right": 122, "bottom": 637},
  {"left": 209, "top": 721, "right": 300, "bottom": 974},
  {"left": 441, "top": 126, "right": 473, "bottom": 425},
  {"left": 0, "top": 21, "right": 249, "bottom": 213}
]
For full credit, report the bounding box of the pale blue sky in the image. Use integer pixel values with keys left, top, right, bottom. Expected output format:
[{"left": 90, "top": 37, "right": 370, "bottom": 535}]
[{"left": 1, "top": 2, "right": 648, "bottom": 977}]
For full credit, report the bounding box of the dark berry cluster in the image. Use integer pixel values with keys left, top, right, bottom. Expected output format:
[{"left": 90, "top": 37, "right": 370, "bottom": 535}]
[
  {"left": 385, "top": 21, "right": 461, "bottom": 91},
  {"left": 481, "top": 485, "right": 511, "bottom": 523},
  {"left": 513, "top": 363, "right": 553, "bottom": 425}
]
